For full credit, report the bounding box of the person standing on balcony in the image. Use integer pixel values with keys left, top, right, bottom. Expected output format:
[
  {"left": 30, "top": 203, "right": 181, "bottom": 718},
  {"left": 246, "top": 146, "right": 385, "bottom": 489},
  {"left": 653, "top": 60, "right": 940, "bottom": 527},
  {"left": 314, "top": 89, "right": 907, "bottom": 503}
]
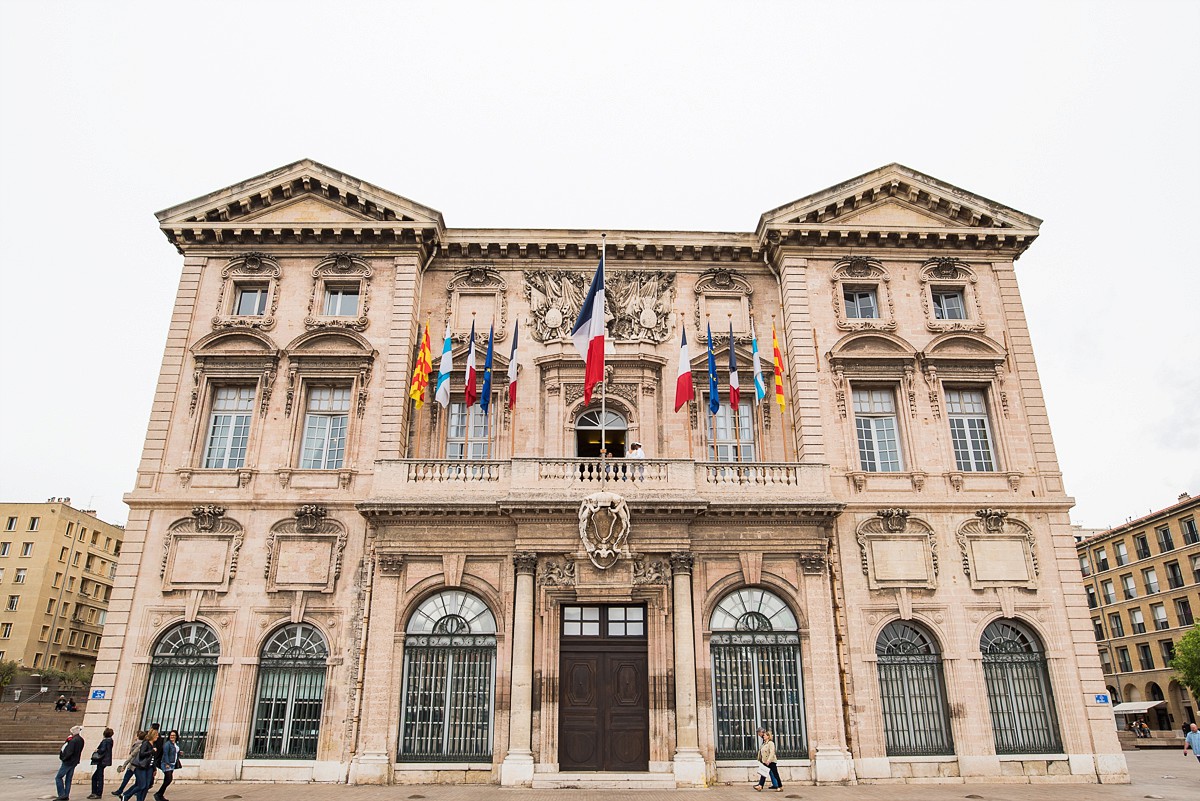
[{"left": 628, "top": 442, "right": 644, "bottom": 458}]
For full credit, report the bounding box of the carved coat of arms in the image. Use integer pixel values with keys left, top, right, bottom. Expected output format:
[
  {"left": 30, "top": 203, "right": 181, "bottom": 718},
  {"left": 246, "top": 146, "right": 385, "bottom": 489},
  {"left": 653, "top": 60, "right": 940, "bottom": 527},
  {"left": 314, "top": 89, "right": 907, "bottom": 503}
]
[{"left": 578, "top": 491, "right": 631, "bottom": 569}]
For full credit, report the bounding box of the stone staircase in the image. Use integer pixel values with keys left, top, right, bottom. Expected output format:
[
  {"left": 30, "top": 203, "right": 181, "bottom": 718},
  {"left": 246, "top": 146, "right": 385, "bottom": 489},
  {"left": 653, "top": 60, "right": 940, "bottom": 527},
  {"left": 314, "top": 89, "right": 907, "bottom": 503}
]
[
  {"left": 531, "top": 771, "right": 679, "bottom": 789},
  {"left": 0, "top": 703, "right": 86, "bottom": 754}
]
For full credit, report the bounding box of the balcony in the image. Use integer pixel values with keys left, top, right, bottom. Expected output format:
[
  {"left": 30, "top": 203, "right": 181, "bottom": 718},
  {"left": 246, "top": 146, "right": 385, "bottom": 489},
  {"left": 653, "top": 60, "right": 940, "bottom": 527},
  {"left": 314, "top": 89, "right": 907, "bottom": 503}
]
[{"left": 367, "top": 458, "right": 836, "bottom": 513}]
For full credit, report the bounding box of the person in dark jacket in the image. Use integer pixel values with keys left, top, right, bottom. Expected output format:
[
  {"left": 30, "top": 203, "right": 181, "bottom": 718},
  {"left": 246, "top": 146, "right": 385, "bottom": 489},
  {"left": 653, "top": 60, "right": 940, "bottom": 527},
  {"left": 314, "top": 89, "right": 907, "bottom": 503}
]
[
  {"left": 153, "top": 730, "right": 180, "bottom": 801},
  {"left": 121, "top": 728, "right": 158, "bottom": 801},
  {"left": 87, "top": 728, "right": 114, "bottom": 799},
  {"left": 110, "top": 731, "right": 145, "bottom": 798},
  {"left": 56, "top": 724, "right": 85, "bottom": 800}
]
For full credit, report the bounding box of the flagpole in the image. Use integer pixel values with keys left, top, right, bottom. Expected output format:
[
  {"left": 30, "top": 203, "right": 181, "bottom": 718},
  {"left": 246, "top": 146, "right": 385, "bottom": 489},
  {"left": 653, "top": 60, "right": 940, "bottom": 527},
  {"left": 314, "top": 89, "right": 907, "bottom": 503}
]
[
  {"left": 682, "top": 313, "right": 694, "bottom": 461},
  {"left": 728, "top": 313, "right": 743, "bottom": 464},
  {"left": 773, "top": 313, "right": 793, "bottom": 463},
  {"left": 509, "top": 321, "right": 518, "bottom": 460},
  {"left": 751, "top": 314, "right": 765, "bottom": 462},
  {"left": 599, "top": 233, "right": 607, "bottom": 477},
  {"left": 706, "top": 314, "right": 718, "bottom": 463}
]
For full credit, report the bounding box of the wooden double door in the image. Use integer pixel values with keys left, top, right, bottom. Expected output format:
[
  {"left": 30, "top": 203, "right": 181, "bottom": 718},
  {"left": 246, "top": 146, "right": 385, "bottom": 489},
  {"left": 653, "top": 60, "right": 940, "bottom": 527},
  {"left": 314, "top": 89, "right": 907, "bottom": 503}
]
[{"left": 558, "top": 605, "right": 649, "bottom": 771}]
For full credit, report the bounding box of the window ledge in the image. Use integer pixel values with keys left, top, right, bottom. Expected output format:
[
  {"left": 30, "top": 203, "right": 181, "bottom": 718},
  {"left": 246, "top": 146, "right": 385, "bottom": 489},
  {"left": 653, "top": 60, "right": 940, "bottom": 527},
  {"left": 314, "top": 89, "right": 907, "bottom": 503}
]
[{"left": 394, "top": 762, "right": 493, "bottom": 770}]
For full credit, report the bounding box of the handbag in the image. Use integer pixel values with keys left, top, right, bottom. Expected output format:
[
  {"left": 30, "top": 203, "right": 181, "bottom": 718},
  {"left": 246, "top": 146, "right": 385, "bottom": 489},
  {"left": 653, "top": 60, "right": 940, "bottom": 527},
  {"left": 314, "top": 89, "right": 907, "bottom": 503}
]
[
  {"left": 175, "top": 757, "right": 183, "bottom": 769},
  {"left": 756, "top": 763, "right": 771, "bottom": 778},
  {"left": 90, "top": 749, "right": 102, "bottom": 765}
]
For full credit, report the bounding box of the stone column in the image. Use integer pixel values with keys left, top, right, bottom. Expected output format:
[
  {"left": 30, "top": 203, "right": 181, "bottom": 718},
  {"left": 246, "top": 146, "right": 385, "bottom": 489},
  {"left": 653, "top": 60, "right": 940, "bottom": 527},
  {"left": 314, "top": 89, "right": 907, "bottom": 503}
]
[
  {"left": 348, "top": 552, "right": 401, "bottom": 784},
  {"left": 800, "top": 552, "right": 855, "bottom": 783},
  {"left": 670, "top": 552, "right": 706, "bottom": 786},
  {"left": 500, "top": 552, "right": 538, "bottom": 786}
]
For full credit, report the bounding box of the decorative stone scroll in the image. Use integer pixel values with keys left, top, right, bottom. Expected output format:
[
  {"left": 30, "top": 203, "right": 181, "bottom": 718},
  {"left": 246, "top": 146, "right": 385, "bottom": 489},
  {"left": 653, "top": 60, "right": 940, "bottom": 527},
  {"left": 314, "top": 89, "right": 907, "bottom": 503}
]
[
  {"left": 304, "top": 253, "right": 373, "bottom": 332},
  {"left": 855, "top": 510, "right": 938, "bottom": 590},
  {"left": 538, "top": 557, "right": 577, "bottom": 587},
  {"left": 161, "top": 506, "right": 244, "bottom": 593},
  {"left": 955, "top": 509, "right": 1038, "bottom": 589},
  {"left": 579, "top": 492, "right": 632, "bottom": 569},
  {"left": 447, "top": 266, "right": 508, "bottom": 342},
  {"left": 212, "top": 252, "right": 282, "bottom": 331},
  {"left": 525, "top": 269, "right": 677, "bottom": 343},
  {"left": 830, "top": 256, "right": 897, "bottom": 332},
  {"left": 262, "top": 505, "right": 348, "bottom": 594}
]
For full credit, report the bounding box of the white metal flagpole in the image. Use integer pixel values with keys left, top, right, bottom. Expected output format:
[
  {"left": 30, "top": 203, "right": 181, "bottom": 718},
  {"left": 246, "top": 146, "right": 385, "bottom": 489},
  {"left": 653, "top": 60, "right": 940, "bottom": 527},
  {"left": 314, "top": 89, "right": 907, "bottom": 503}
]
[{"left": 599, "top": 233, "right": 607, "bottom": 480}]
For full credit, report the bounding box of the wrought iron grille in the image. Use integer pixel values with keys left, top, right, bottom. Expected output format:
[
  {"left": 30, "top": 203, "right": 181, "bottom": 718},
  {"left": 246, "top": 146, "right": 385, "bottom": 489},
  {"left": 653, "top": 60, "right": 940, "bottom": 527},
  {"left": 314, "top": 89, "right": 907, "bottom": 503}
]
[
  {"left": 875, "top": 622, "right": 954, "bottom": 756},
  {"left": 980, "top": 620, "right": 1062, "bottom": 754},
  {"left": 711, "top": 632, "right": 807, "bottom": 759},
  {"left": 247, "top": 624, "right": 328, "bottom": 759},
  {"left": 398, "top": 634, "right": 496, "bottom": 760},
  {"left": 142, "top": 622, "right": 219, "bottom": 758}
]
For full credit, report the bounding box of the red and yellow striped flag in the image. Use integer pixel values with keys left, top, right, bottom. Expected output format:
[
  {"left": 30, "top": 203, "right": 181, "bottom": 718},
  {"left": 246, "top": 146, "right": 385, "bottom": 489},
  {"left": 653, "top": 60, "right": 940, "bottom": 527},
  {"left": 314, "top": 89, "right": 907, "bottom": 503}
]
[
  {"left": 771, "top": 323, "right": 786, "bottom": 411},
  {"left": 409, "top": 321, "right": 432, "bottom": 409}
]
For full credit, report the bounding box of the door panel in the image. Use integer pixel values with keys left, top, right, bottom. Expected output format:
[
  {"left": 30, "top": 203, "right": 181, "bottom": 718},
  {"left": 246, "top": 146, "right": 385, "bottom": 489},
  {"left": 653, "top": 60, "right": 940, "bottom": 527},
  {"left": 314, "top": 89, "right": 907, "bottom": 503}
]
[{"left": 559, "top": 644, "right": 648, "bottom": 771}]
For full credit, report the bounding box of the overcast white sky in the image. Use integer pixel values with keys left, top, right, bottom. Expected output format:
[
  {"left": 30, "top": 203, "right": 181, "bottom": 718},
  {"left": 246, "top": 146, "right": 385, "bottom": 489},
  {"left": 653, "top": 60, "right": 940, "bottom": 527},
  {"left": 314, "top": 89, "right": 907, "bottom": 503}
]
[{"left": 0, "top": 1, "right": 1196, "bottom": 529}]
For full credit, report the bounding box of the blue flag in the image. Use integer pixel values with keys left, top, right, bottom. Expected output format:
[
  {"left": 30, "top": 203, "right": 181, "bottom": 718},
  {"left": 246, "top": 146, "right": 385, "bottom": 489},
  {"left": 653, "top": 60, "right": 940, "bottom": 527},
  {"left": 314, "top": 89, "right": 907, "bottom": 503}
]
[
  {"left": 480, "top": 324, "right": 495, "bottom": 413},
  {"left": 706, "top": 322, "right": 719, "bottom": 415}
]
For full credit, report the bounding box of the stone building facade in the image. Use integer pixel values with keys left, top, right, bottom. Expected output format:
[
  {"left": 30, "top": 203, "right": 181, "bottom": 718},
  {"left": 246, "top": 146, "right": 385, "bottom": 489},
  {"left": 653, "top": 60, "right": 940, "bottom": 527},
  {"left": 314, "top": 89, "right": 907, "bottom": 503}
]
[
  {"left": 83, "top": 160, "right": 1127, "bottom": 786},
  {"left": 1077, "top": 492, "right": 1199, "bottom": 731}
]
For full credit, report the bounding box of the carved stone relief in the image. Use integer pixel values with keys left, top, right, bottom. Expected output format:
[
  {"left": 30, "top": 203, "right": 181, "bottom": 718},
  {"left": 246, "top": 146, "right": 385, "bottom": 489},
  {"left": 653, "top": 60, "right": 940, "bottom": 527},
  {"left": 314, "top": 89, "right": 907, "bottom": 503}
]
[
  {"left": 212, "top": 252, "right": 282, "bottom": 331},
  {"left": 447, "top": 266, "right": 508, "bottom": 342},
  {"left": 693, "top": 269, "right": 755, "bottom": 342},
  {"left": 855, "top": 510, "right": 938, "bottom": 590},
  {"left": 304, "top": 253, "right": 373, "bottom": 331},
  {"left": 263, "top": 505, "right": 348, "bottom": 594},
  {"left": 161, "top": 506, "right": 244, "bottom": 593},
  {"left": 538, "top": 557, "right": 577, "bottom": 587},
  {"left": 579, "top": 492, "right": 632, "bottom": 569},
  {"left": 631, "top": 557, "right": 667, "bottom": 585},
  {"left": 525, "top": 269, "right": 676, "bottom": 343},
  {"left": 955, "top": 509, "right": 1038, "bottom": 589}
]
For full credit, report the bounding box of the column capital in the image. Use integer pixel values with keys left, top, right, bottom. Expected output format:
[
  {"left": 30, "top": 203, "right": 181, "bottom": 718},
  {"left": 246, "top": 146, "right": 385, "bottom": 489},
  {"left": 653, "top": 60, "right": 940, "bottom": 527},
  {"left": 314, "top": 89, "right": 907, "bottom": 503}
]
[
  {"left": 669, "top": 551, "right": 695, "bottom": 576},
  {"left": 513, "top": 551, "right": 538, "bottom": 576}
]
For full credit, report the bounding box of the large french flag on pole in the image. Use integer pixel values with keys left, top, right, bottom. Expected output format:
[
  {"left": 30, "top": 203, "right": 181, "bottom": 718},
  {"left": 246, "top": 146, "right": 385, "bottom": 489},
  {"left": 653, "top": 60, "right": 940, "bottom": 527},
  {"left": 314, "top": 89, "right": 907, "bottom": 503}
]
[
  {"left": 571, "top": 249, "right": 606, "bottom": 405},
  {"left": 674, "top": 328, "right": 694, "bottom": 412},
  {"left": 464, "top": 319, "right": 479, "bottom": 408},
  {"left": 507, "top": 321, "right": 520, "bottom": 411},
  {"left": 728, "top": 320, "right": 740, "bottom": 409}
]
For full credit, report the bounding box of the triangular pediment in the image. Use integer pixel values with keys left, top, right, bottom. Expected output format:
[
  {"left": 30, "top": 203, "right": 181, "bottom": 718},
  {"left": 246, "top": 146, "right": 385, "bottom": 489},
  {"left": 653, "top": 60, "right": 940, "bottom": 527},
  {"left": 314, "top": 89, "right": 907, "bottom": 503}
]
[
  {"left": 156, "top": 158, "right": 445, "bottom": 231},
  {"left": 757, "top": 163, "right": 1041, "bottom": 236}
]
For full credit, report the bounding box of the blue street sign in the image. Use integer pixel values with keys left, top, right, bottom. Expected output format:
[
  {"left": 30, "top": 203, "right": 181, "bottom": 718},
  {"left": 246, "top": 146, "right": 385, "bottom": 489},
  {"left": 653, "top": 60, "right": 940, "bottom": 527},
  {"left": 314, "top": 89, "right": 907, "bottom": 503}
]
[
  {"left": 1094, "top": 693, "right": 1110, "bottom": 704},
  {"left": 90, "top": 689, "right": 107, "bottom": 700}
]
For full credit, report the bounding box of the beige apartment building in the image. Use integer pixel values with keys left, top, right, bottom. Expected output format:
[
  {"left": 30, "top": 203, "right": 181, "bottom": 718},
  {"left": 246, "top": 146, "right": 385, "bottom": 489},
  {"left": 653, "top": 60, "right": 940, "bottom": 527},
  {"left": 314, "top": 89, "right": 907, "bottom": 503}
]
[
  {"left": 1078, "top": 493, "right": 1200, "bottom": 731},
  {"left": 83, "top": 160, "right": 1126, "bottom": 788},
  {"left": 0, "top": 500, "right": 123, "bottom": 674}
]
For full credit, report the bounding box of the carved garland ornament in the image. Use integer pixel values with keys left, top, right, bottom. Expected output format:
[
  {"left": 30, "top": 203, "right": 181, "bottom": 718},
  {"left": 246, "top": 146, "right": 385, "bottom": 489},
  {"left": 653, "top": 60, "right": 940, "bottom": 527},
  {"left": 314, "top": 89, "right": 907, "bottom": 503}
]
[
  {"left": 525, "top": 269, "right": 677, "bottom": 343},
  {"left": 212, "top": 252, "right": 282, "bottom": 331},
  {"left": 304, "top": 253, "right": 372, "bottom": 332},
  {"left": 578, "top": 491, "right": 632, "bottom": 570}
]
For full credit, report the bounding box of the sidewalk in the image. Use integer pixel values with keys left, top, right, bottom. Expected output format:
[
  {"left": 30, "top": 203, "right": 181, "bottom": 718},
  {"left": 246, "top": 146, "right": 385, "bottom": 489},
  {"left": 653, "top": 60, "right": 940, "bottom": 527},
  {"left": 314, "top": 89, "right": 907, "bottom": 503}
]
[{"left": 4, "top": 750, "right": 1196, "bottom": 801}]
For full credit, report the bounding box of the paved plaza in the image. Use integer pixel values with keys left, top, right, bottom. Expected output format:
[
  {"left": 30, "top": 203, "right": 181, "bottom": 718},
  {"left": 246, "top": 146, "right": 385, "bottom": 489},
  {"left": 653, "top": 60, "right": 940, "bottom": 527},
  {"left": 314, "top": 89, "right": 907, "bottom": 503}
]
[{"left": 3, "top": 750, "right": 1196, "bottom": 801}]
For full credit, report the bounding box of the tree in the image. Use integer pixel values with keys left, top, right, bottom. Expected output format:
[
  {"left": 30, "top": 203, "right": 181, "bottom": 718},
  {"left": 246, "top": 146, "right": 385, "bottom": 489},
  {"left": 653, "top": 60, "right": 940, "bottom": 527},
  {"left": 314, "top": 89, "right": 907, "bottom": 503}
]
[
  {"left": 0, "top": 659, "right": 18, "bottom": 692},
  {"left": 1170, "top": 624, "right": 1200, "bottom": 701}
]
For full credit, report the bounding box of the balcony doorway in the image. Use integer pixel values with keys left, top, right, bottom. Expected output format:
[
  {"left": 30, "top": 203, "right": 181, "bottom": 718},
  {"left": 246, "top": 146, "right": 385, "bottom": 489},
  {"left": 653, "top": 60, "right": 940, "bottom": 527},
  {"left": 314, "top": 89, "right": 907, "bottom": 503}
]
[{"left": 575, "top": 409, "right": 627, "bottom": 457}]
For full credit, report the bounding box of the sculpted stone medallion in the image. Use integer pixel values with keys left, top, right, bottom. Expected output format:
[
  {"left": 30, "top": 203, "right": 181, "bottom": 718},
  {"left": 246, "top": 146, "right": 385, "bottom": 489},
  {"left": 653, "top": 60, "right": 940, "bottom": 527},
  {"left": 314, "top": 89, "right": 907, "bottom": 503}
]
[{"left": 578, "top": 491, "right": 631, "bottom": 569}]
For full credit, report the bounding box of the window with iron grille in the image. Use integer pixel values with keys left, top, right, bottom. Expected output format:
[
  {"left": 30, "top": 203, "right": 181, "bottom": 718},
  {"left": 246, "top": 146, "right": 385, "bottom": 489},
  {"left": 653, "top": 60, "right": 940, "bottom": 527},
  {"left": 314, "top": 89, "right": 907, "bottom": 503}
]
[
  {"left": 1121, "top": 574, "right": 1137, "bottom": 600},
  {"left": 853, "top": 388, "right": 903, "bottom": 472},
  {"left": 1085, "top": 585, "right": 1097, "bottom": 608},
  {"left": 874, "top": 622, "right": 953, "bottom": 756},
  {"left": 1116, "top": 647, "right": 1132, "bottom": 672},
  {"left": 710, "top": 588, "right": 807, "bottom": 759},
  {"left": 399, "top": 590, "right": 496, "bottom": 761},
  {"left": 1134, "top": 534, "right": 1151, "bottom": 560},
  {"left": 1092, "top": 618, "right": 1104, "bottom": 640},
  {"left": 1100, "top": 650, "right": 1113, "bottom": 673},
  {"left": 1142, "top": 568, "right": 1159, "bottom": 595},
  {"left": 1101, "top": 580, "right": 1116, "bottom": 605},
  {"left": 1137, "top": 643, "right": 1155, "bottom": 671},
  {"left": 1157, "top": 525, "right": 1175, "bottom": 552},
  {"left": 1160, "top": 640, "right": 1175, "bottom": 663},
  {"left": 1114, "top": 542, "right": 1129, "bottom": 566},
  {"left": 1130, "top": 608, "right": 1146, "bottom": 634},
  {"left": 1079, "top": 556, "right": 1091, "bottom": 577},
  {"left": 1151, "top": 603, "right": 1169, "bottom": 630},
  {"left": 248, "top": 623, "right": 328, "bottom": 759},
  {"left": 1175, "top": 598, "right": 1194, "bottom": 626},
  {"left": 1107, "top": 613, "right": 1124, "bottom": 637},
  {"left": 980, "top": 620, "right": 1062, "bottom": 755},
  {"left": 945, "top": 389, "right": 995, "bottom": 471},
  {"left": 1182, "top": 518, "right": 1199, "bottom": 546},
  {"left": 142, "top": 622, "right": 220, "bottom": 759},
  {"left": 1165, "top": 561, "right": 1185, "bottom": 589},
  {"left": 1094, "top": 548, "right": 1109, "bottom": 571}
]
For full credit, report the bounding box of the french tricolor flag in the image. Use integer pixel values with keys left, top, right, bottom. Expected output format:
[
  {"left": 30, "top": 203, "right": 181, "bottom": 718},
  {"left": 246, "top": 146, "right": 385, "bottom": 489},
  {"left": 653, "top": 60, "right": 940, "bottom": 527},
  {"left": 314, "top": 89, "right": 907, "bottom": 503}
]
[
  {"left": 728, "top": 320, "right": 740, "bottom": 409},
  {"left": 571, "top": 250, "right": 606, "bottom": 405},
  {"left": 674, "top": 328, "right": 694, "bottom": 412},
  {"left": 507, "top": 321, "right": 519, "bottom": 410},
  {"left": 464, "top": 319, "right": 479, "bottom": 408}
]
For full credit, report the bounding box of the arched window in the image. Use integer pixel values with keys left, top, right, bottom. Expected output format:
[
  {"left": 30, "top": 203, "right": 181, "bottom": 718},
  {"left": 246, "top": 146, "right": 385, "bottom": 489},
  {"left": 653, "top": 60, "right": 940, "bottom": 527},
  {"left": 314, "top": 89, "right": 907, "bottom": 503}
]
[
  {"left": 399, "top": 590, "right": 497, "bottom": 760},
  {"left": 875, "top": 621, "right": 953, "bottom": 756},
  {"left": 142, "top": 622, "right": 220, "bottom": 758},
  {"left": 248, "top": 623, "right": 328, "bottom": 759},
  {"left": 710, "top": 588, "right": 806, "bottom": 759},
  {"left": 980, "top": 619, "right": 1062, "bottom": 754},
  {"left": 576, "top": 409, "right": 627, "bottom": 430}
]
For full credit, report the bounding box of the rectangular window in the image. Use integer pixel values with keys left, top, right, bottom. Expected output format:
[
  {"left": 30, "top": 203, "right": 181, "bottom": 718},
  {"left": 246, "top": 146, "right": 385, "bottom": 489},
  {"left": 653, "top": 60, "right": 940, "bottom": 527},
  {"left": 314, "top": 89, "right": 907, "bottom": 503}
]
[
  {"left": 1101, "top": 579, "right": 1116, "bottom": 605},
  {"left": 300, "top": 386, "right": 351, "bottom": 469},
  {"left": 1175, "top": 598, "right": 1194, "bottom": 626},
  {"left": 1183, "top": 517, "right": 1199, "bottom": 545},
  {"left": 607, "top": 606, "right": 645, "bottom": 637},
  {"left": 562, "top": 606, "right": 601, "bottom": 636},
  {"left": 68, "top": 631, "right": 78, "bottom": 646},
  {"left": 1161, "top": 640, "right": 1176, "bottom": 663},
  {"left": 5, "top": 596, "right": 17, "bottom": 611},
  {"left": 90, "top": 531, "right": 99, "bottom": 546},
  {"left": 1121, "top": 574, "right": 1137, "bottom": 599},
  {"left": 705, "top": 397, "right": 757, "bottom": 462},
  {"left": 58, "top": 546, "right": 67, "bottom": 562},
  {"left": 945, "top": 389, "right": 995, "bottom": 471},
  {"left": 1116, "top": 647, "right": 1132, "bottom": 672},
  {"left": 39, "top": 625, "right": 49, "bottom": 641},
  {"left": 322, "top": 283, "right": 360, "bottom": 317},
  {"left": 234, "top": 283, "right": 269, "bottom": 316},
  {"left": 1157, "top": 525, "right": 1175, "bottom": 552},
  {"left": 33, "top": 653, "right": 42, "bottom": 668},
  {"left": 1137, "top": 643, "right": 1154, "bottom": 670},
  {"left": 1151, "top": 603, "right": 1169, "bottom": 630},
  {"left": 1191, "top": 554, "right": 1200, "bottom": 585},
  {"left": 444, "top": 401, "right": 492, "bottom": 460},
  {"left": 1085, "top": 585, "right": 1098, "bottom": 608},
  {"left": 1094, "top": 548, "right": 1109, "bottom": 571},
  {"left": 1107, "top": 612, "right": 1124, "bottom": 637},
  {"left": 1092, "top": 618, "right": 1104, "bottom": 639},
  {"left": 1134, "top": 534, "right": 1151, "bottom": 560},
  {"left": 1142, "top": 568, "right": 1159, "bottom": 594},
  {"left": 48, "top": 655, "right": 57, "bottom": 668},
  {"left": 0, "top": 543, "right": 8, "bottom": 556},
  {"left": 1079, "top": 555, "right": 1091, "bottom": 577},
  {"left": 77, "top": 527, "right": 85, "bottom": 542},
  {"left": 0, "top": 623, "right": 10, "bottom": 638},
  {"left": 843, "top": 287, "right": 879, "bottom": 319},
  {"left": 0, "top": 568, "right": 3, "bottom": 582},
  {"left": 1099, "top": 649, "right": 1113, "bottom": 673},
  {"left": 853, "top": 388, "right": 903, "bottom": 472},
  {"left": 45, "top": 599, "right": 55, "bottom": 615},
  {"left": 13, "top": 568, "right": 25, "bottom": 584},
  {"left": 1130, "top": 608, "right": 1146, "bottom": 634},
  {"left": 1114, "top": 541, "right": 1129, "bottom": 566},
  {"left": 53, "top": 627, "right": 63, "bottom": 643},
  {"left": 52, "top": 572, "right": 62, "bottom": 588},
  {"left": 20, "top": 542, "right": 33, "bottom": 557},
  {"left": 67, "top": 576, "right": 75, "bottom": 591},
  {"left": 5, "top": 517, "right": 15, "bottom": 531},
  {"left": 72, "top": 552, "right": 81, "bottom": 567},
  {"left": 1165, "top": 561, "right": 1185, "bottom": 589},
  {"left": 932, "top": 289, "right": 966, "bottom": 320},
  {"left": 204, "top": 386, "right": 255, "bottom": 469},
  {"left": 65, "top": 522, "right": 73, "bottom": 538},
  {"left": 104, "top": 537, "right": 112, "bottom": 552},
  {"left": 28, "top": 518, "right": 38, "bottom": 531}
]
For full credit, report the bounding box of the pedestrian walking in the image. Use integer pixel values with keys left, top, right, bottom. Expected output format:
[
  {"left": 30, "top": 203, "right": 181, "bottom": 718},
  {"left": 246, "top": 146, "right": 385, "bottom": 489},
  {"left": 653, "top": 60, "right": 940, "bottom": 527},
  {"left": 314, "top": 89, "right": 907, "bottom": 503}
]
[
  {"left": 1185, "top": 723, "right": 1200, "bottom": 764},
  {"left": 153, "top": 730, "right": 180, "bottom": 801},
  {"left": 55, "top": 724, "right": 85, "bottom": 800},
  {"left": 87, "top": 727, "right": 114, "bottom": 798},
  {"left": 754, "top": 729, "right": 782, "bottom": 792},
  {"left": 111, "top": 731, "right": 145, "bottom": 798},
  {"left": 121, "top": 727, "right": 159, "bottom": 801}
]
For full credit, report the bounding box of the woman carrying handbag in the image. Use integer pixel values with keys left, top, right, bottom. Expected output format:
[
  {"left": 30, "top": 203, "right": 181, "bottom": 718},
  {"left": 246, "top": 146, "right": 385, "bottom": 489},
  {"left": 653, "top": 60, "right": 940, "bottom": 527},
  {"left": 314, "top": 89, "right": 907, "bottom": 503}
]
[
  {"left": 754, "top": 730, "right": 782, "bottom": 792},
  {"left": 153, "top": 731, "right": 180, "bottom": 801}
]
